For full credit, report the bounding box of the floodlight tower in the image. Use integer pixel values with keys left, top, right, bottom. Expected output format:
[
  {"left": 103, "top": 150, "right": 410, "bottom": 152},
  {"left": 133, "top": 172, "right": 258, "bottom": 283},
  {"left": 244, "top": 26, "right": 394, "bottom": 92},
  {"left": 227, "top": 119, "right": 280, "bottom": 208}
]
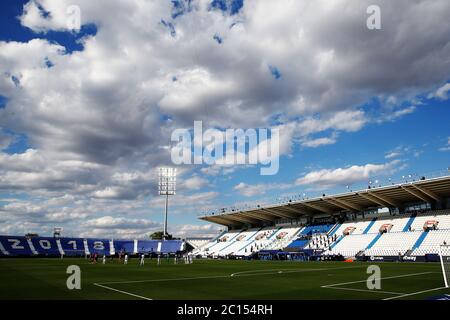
[
  {"left": 158, "top": 167, "right": 177, "bottom": 240},
  {"left": 53, "top": 227, "right": 63, "bottom": 239}
]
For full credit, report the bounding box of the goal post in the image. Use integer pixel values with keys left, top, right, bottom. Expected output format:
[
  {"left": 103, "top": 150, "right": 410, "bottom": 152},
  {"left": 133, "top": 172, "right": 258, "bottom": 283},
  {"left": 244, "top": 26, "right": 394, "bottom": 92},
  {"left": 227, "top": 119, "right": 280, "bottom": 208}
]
[{"left": 438, "top": 245, "right": 450, "bottom": 288}]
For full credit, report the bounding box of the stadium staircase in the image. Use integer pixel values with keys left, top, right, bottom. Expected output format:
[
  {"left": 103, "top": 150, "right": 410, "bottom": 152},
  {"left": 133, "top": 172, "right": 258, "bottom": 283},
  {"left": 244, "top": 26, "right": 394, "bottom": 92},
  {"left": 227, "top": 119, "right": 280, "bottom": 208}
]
[
  {"left": 192, "top": 209, "right": 450, "bottom": 259},
  {"left": 363, "top": 218, "right": 377, "bottom": 234},
  {"left": 411, "top": 229, "right": 450, "bottom": 255},
  {"left": 329, "top": 235, "right": 344, "bottom": 249},
  {"left": 205, "top": 229, "right": 244, "bottom": 254},
  {"left": 234, "top": 227, "right": 279, "bottom": 256},
  {"left": 412, "top": 231, "right": 429, "bottom": 250},
  {"left": 402, "top": 213, "right": 417, "bottom": 232},
  {"left": 403, "top": 249, "right": 413, "bottom": 256},
  {"left": 264, "top": 227, "right": 303, "bottom": 250},
  {"left": 328, "top": 223, "right": 341, "bottom": 237},
  {"left": 219, "top": 227, "right": 263, "bottom": 256},
  {"left": 193, "top": 229, "right": 228, "bottom": 255},
  {"left": 366, "top": 233, "right": 382, "bottom": 249}
]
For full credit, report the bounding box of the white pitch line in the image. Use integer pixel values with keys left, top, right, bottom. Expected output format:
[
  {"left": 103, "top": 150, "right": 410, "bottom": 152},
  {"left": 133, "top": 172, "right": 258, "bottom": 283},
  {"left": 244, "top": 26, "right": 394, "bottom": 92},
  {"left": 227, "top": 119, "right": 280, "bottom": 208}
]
[
  {"left": 230, "top": 268, "right": 323, "bottom": 277},
  {"left": 230, "top": 265, "right": 363, "bottom": 277},
  {"left": 230, "top": 267, "right": 326, "bottom": 277},
  {"left": 98, "top": 265, "right": 364, "bottom": 285},
  {"left": 324, "top": 286, "right": 405, "bottom": 295},
  {"left": 99, "top": 274, "right": 230, "bottom": 285},
  {"left": 321, "top": 271, "right": 434, "bottom": 288},
  {"left": 383, "top": 286, "right": 448, "bottom": 300},
  {"left": 93, "top": 283, "right": 153, "bottom": 300}
]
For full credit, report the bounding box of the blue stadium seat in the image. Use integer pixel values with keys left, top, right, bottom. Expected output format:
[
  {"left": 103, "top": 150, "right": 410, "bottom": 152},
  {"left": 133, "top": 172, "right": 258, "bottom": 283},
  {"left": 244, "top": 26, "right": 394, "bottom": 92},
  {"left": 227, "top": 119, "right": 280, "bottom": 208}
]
[
  {"left": 287, "top": 239, "right": 309, "bottom": 249},
  {"left": 114, "top": 240, "right": 135, "bottom": 254},
  {"left": 0, "top": 236, "right": 34, "bottom": 256},
  {"left": 59, "top": 238, "right": 86, "bottom": 256},
  {"left": 135, "top": 240, "right": 182, "bottom": 253},
  {"left": 0, "top": 237, "right": 184, "bottom": 256},
  {"left": 30, "top": 237, "right": 60, "bottom": 255},
  {"left": 160, "top": 240, "right": 183, "bottom": 253},
  {"left": 137, "top": 240, "right": 159, "bottom": 253},
  {"left": 87, "top": 238, "right": 110, "bottom": 255},
  {"left": 301, "top": 224, "right": 334, "bottom": 236}
]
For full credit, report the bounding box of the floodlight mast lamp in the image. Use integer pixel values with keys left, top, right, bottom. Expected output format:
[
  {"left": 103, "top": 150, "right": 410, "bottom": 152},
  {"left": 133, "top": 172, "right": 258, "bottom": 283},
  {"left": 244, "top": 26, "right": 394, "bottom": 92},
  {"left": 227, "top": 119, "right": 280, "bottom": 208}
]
[{"left": 158, "top": 167, "right": 176, "bottom": 240}]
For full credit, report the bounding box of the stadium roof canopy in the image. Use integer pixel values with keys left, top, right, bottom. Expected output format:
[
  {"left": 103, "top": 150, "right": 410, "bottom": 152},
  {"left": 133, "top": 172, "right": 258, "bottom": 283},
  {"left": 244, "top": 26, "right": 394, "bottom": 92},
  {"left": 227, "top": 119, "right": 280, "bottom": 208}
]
[{"left": 199, "top": 175, "right": 450, "bottom": 228}]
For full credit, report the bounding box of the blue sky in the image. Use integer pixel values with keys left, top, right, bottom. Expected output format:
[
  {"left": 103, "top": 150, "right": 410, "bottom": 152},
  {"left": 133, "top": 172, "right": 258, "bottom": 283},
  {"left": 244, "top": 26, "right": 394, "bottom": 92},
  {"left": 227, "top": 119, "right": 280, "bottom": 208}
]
[{"left": 0, "top": 0, "right": 449, "bottom": 238}]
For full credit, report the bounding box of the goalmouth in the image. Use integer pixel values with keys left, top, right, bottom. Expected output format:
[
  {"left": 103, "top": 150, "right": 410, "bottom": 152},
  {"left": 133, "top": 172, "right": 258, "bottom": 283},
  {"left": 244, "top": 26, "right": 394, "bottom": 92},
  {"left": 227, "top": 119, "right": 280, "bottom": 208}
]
[{"left": 439, "top": 245, "right": 450, "bottom": 288}]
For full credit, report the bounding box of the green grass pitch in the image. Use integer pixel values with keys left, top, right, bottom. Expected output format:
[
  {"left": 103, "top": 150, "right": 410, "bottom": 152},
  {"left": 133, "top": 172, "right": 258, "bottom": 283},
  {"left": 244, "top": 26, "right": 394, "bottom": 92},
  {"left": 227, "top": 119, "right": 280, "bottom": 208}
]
[{"left": 0, "top": 258, "right": 449, "bottom": 300}]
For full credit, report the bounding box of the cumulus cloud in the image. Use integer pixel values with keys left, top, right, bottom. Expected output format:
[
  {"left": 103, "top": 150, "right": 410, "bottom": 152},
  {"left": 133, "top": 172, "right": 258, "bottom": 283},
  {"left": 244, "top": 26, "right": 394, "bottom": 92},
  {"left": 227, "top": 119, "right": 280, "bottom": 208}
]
[
  {"left": 149, "top": 191, "right": 219, "bottom": 208},
  {"left": 296, "top": 110, "right": 367, "bottom": 136},
  {"left": 181, "top": 176, "right": 209, "bottom": 190},
  {"left": 234, "top": 181, "right": 293, "bottom": 197},
  {"left": 301, "top": 136, "right": 337, "bottom": 148},
  {"left": 375, "top": 106, "right": 416, "bottom": 123},
  {"left": 82, "top": 216, "right": 161, "bottom": 230},
  {"left": 295, "top": 161, "right": 400, "bottom": 189},
  {"left": 1, "top": 0, "right": 450, "bottom": 236},
  {"left": 234, "top": 182, "right": 265, "bottom": 197}
]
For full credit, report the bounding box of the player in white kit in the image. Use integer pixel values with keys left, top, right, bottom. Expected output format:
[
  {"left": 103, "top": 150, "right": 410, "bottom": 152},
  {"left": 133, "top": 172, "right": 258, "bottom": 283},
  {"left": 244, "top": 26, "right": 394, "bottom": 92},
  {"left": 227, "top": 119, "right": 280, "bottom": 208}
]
[
  {"left": 124, "top": 254, "right": 128, "bottom": 265},
  {"left": 102, "top": 255, "right": 106, "bottom": 264},
  {"left": 139, "top": 254, "right": 145, "bottom": 266}
]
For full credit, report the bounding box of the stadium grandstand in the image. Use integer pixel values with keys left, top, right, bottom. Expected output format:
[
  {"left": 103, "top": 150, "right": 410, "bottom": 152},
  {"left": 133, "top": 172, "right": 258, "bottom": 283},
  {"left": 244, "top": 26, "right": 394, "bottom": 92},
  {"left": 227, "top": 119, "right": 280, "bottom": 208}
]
[
  {"left": 1, "top": 174, "right": 450, "bottom": 301},
  {"left": 0, "top": 236, "right": 184, "bottom": 257},
  {"left": 2, "top": 174, "right": 450, "bottom": 263},
  {"left": 194, "top": 174, "right": 450, "bottom": 262}
]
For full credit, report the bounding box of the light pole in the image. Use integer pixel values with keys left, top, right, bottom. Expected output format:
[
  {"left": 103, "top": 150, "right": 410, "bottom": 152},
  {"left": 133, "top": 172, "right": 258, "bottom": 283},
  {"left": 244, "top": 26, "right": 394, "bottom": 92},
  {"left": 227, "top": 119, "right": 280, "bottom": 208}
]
[{"left": 158, "top": 167, "right": 176, "bottom": 240}]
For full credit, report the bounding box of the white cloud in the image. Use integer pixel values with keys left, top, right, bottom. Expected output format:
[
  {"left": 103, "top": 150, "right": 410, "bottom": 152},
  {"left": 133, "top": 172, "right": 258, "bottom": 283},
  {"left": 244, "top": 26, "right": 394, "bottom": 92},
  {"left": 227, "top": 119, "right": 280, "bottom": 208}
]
[
  {"left": 429, "top": 83, "right": 450, "bottom": 100},
  {"left": 149, "top": 191, "right": 219, "bottom": 208},
  {"left": 234, "top": 182, "right": 266, "bottom": 197},
  {"left": 375, "top": 106, "right": 416, "bottom": 123},
  {"left": 83, "top": 216, "right": 161, "bottom": 230},
  {"left": 181, "top": 176, "right": 209, "bottom": 190},
  {"left": 234, "top": 181, "right": 293, "bottom": 197},
  {"left": 295, "top": 161, "right": 400, "bottom": 189},
  {"left": 296, "top": 110, "right": 367, "bottom": 136},
  {"left": 1, "top": 0, "right": 450, "bottom": 236},
  {"left": 301, "top": 136, "right": 337, "bottom": 148},
  {"left": 385, "top": 152, "right": 401, "bottom": 159},
  {"left": 384, "top": 145, "right": 424, "bottom": 160}
]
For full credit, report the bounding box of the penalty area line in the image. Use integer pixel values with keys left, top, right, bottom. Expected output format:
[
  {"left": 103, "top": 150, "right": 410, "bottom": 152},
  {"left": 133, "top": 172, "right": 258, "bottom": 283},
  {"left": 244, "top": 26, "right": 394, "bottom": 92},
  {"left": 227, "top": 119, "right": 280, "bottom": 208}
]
[
  {"left": 323, "top": 286, "right": 405, "bottom": 295},
  {"left": 230, "top": 265, "right": 365, "bottom": 277},
  {"left": 321, "top": 271, "right": 433, "bottom": 288},
  {"left": 93, "top": 283, "right": 153, "bottom": 300},
  {"left": 321, "top": 272, "right": 435, "bottom": 297},
  {"left": 383, "top": 286, "right": 448, "bottom": 300},
  {"left": 98, "top": 265, "right": 365, "bottom": 285}
]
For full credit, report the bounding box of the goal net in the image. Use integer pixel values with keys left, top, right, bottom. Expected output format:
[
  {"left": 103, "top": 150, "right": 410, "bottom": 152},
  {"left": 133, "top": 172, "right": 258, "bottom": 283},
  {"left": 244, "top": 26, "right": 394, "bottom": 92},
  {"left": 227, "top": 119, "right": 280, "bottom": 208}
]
[{"left": 438, "top": 245, "right": 450, "bottom": 288}]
